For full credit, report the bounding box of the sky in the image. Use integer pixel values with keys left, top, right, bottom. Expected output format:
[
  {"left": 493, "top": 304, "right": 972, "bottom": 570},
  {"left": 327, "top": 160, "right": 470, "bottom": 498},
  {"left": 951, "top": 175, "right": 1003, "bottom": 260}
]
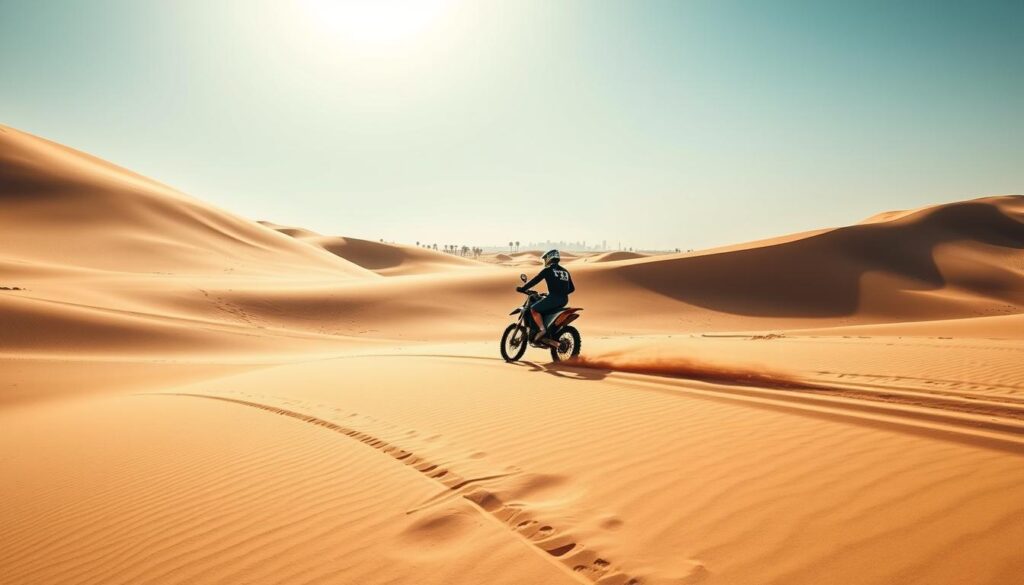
[{"left": 1, "top": 0, "right": 1022, "bottom": 250}]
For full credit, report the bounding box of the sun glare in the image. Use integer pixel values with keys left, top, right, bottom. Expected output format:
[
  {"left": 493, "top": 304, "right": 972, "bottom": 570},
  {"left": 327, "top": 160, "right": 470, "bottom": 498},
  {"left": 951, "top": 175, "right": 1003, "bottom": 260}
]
[{"left": 303, "top": 0, "right": 453, "bottom": 45}]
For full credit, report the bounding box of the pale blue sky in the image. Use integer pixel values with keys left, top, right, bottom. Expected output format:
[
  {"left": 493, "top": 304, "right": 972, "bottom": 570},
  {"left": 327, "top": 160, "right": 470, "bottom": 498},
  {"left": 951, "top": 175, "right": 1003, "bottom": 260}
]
[{"left": 2, "top": 0, "right": 1021, "bottom": 250}]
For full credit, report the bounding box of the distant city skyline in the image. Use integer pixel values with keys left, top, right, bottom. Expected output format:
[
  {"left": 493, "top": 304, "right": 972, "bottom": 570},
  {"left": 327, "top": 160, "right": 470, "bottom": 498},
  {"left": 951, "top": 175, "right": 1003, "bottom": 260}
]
[{"left": 1, "top": 1, "right": 1021, "bottom": 250}]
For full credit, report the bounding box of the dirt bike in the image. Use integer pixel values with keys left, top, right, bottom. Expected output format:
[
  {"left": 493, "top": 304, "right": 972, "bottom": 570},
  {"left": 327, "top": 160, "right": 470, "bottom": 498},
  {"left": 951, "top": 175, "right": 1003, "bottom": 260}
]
[{"left": 500, "top": 273, "right": 582, "bottom": 363}]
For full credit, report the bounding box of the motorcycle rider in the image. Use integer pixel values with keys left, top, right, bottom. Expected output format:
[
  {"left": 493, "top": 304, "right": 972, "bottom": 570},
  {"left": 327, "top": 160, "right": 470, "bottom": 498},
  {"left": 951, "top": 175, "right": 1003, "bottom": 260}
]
[{"left": 516, "top": 249, "right": 575, "bottom": 341}]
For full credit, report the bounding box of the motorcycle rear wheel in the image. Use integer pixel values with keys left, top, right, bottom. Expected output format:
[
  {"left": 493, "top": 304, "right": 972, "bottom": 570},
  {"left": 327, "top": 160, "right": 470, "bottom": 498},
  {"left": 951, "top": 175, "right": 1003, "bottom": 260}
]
[
  {"left": 550, "top": 326, "right": 581, "bottom": 362},
  {"left": 500, "top": 324, "right": 528, "bottom": 362}
]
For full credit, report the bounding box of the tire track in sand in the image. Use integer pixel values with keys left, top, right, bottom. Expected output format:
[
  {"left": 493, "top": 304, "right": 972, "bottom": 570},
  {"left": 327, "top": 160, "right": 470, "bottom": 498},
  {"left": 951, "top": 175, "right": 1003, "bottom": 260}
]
[{"left": 153, "top": 392, "right": 642, "bottom": 585}]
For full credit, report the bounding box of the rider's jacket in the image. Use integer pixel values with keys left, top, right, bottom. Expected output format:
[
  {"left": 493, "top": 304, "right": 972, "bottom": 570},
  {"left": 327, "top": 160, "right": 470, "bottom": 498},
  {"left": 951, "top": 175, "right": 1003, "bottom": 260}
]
[{"left": 524, "top": 263, "right": 575, "bottom": 298}]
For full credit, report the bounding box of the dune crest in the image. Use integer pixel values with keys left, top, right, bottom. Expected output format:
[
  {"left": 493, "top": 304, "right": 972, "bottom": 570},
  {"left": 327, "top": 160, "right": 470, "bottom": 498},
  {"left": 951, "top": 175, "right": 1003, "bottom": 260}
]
[{"left": 585, "top": 251, "right": 649, "bottom": 263}]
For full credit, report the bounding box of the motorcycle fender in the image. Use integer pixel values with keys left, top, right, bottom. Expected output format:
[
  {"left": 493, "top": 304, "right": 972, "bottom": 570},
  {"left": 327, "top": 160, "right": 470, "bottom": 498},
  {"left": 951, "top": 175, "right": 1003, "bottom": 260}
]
[
  {"left": 510, "top": 308, "right": 523, "bottom": 315},
  {"left": 559, "top": 313, "right": 580, "bottom": 328},
  {"left": 553, "top": 309, "right": 581, "bottom": 327}
]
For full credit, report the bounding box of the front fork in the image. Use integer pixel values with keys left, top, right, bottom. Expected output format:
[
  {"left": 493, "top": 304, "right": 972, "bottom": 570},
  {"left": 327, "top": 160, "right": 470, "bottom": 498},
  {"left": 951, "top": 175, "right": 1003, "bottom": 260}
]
[
  {"left": 510, "top": 314, "right": 529, "bottom": 346},
  {"left": 520, "top": 312, "right": 536, "bottom": 337}
]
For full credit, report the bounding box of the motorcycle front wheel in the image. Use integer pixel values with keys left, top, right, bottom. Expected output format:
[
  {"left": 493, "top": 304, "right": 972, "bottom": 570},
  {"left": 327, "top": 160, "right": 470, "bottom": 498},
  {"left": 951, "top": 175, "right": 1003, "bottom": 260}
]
[
  {"left": 500, "top": 324, "right": 528, "bottom": 362},
  {"left": 550, "top": 326, "right": 581, "bottom": 362}
]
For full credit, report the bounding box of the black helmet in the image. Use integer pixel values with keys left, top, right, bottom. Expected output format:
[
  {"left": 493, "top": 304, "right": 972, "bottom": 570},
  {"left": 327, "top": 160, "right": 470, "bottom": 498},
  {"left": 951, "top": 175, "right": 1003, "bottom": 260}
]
[{"left": 542, "top": 249, "right": 560, "bottom": 267}]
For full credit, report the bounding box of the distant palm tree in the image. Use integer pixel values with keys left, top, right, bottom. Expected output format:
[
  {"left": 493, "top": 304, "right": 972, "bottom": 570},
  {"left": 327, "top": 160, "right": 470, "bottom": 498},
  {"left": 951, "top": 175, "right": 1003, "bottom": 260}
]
[
  {"left": 515, "top": 240, "right": 520, "bottom": 252},
  {"left": 508, "top": 241, "right": 513, "bottom": 253}
]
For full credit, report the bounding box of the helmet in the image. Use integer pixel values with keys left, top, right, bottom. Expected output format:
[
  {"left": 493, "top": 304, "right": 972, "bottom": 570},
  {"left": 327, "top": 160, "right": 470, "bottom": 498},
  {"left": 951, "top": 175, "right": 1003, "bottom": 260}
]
[{"left": 542, "top": 249, "right": 560, "bottom": 267}]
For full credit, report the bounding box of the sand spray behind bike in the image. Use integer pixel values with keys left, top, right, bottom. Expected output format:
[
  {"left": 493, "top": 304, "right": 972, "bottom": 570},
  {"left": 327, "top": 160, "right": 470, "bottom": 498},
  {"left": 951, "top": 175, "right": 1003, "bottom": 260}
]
[{"left": 568, "top": 345, "right": 821, "bottom": 390}]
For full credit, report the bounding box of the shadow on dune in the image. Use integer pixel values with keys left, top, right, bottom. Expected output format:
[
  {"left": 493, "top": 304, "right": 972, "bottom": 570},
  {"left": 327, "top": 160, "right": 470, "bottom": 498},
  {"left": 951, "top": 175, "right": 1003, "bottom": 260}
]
[
  {"left": 262, "top": 223, "right": 481, "bottom": 274},
  {"left": 511, "top": 359, "right": 611, "bottom": 381},
  {"left": 609, "top": 198, "right": 1024, "bottom": 318},
  {"left": 315, "top": 237, "right": 410, "bottom": 271}
]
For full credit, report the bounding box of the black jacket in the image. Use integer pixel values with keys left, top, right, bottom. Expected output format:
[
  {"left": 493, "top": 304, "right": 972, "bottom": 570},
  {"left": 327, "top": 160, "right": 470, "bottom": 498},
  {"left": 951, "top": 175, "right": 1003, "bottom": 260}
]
[{"left": 523, "top": 263, "right": 575, "bottom": 298}]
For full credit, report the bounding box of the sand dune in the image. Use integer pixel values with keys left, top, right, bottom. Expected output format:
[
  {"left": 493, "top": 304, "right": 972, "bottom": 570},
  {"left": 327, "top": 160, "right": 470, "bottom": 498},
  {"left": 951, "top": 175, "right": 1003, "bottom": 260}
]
[
  {"left": 261, "top": 221, "right": 483, "bottom": 276},
  {"left": 482, "top": 252, "right": 543, "bottom": 267},
  {"left": 2, "top": 126, "right": 1023, "bottom": 585},
  {"left": 597, "top": 196, "right": 1024, "bottom": 321},
  {"left": 584, "top": 251, "right": 649, "bottom": 263},
  {"left": 0, "top": 126, "right": 376, "bottom": 355},
  {"left": 0, "top": 126, "right": 370, "bottom": 278}
]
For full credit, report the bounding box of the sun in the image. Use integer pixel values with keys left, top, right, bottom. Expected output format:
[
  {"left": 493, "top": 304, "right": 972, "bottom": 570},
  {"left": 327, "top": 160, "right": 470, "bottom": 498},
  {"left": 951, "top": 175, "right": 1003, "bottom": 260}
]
[{"left": 302, "top": 0, "right": 454, "bottom": 46}]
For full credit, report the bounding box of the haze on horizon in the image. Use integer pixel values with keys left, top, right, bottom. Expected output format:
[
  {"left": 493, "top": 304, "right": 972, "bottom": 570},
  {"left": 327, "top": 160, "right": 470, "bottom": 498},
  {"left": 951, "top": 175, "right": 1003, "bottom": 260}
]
[{"left": 1, "top": 0, "right": 1021, "bottom": 251}]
